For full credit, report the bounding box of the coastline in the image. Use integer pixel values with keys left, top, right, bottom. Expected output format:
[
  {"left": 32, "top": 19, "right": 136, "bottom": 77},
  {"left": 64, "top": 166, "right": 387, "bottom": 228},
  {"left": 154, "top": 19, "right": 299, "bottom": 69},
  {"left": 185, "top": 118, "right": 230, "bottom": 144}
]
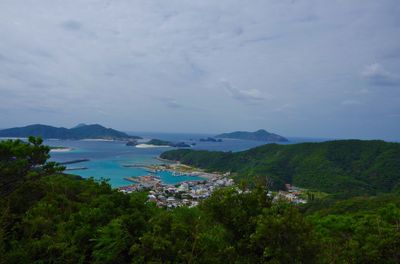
[
  {"left": 137, "top": 158, "right": 223, "bottom": 181},
  {"left": 156, "top": 156, "right": 176, "bottom": 163},
  {"left": 117, "top": 162, "right": 234, "bottom": 208},
  {"left": 50, "top": 147, "right": 73, "bottom": 152},
  {"left": 136, "top": 144, "right": 170, "bottom": 148}
]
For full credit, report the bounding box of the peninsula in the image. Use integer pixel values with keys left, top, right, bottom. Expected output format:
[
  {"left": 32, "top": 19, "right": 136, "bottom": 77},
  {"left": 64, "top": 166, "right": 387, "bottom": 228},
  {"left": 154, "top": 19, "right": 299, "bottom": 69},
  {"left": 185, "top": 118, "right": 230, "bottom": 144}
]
[
  {"left": 0, "top": 124, "right": 141, "bottom": 140},
  {"left": 215, "top": 129, "right": 288, "bottom": 142},
  {"left": 160, "top": 139, "right": 400, "bottom": 197}
]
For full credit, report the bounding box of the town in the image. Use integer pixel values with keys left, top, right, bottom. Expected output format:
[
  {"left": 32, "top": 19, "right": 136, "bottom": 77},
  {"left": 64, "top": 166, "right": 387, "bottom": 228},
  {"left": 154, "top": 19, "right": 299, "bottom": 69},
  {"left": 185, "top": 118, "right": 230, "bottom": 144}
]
[
  {"left": 118, "top": 174, "right": 234, "bottom": 208},
  {"left": 117, "top": 162, "right": 308, "bottom": 208}
]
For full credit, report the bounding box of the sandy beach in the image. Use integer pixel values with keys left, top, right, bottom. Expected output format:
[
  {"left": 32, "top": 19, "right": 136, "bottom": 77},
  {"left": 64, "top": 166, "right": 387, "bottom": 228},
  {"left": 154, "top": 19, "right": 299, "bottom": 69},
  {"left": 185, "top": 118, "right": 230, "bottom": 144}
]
[
  {"left": 135, "top": 144, "right": 170, "bottom": 148},
  {"left": 50, "top": 147, "right": 73, "bottom": 152}
]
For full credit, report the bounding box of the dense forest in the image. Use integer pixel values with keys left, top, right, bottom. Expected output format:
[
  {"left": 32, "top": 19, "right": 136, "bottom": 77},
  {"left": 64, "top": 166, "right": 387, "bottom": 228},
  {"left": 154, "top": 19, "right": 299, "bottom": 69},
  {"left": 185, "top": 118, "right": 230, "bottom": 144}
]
[
  {"left": 1, "top": 138, "right": 399, "bottom": 263},
  {"left": 161, "top": 140, "right": 400, "bottom": 198}
]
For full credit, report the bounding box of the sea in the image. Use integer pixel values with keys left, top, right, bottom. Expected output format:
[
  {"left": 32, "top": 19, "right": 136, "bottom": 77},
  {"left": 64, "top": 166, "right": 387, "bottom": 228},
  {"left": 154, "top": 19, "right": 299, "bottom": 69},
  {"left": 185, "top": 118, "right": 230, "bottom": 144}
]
[{"left": 40, "top": 132, "right": 328, "bottom": 188}]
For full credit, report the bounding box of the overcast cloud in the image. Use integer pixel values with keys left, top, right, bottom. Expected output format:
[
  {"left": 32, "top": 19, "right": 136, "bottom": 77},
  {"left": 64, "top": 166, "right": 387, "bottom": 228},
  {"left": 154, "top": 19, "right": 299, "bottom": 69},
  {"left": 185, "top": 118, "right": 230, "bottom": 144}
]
[{"left": 0, "top": 0, "right": 399, "bottom": 140}]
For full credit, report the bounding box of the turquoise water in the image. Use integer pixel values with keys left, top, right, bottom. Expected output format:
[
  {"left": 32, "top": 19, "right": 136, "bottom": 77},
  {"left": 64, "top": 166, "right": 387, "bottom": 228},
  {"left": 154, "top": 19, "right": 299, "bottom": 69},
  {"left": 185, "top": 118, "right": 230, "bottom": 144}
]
[
  {"left": 68, "top": 159, "right": 204, "bottom": 187},
  {"left": 47, "top": 133, "right": 329, "bottom": 188},
  {"left": 47, "top": 138, "right": 214, "bottom": 187}
]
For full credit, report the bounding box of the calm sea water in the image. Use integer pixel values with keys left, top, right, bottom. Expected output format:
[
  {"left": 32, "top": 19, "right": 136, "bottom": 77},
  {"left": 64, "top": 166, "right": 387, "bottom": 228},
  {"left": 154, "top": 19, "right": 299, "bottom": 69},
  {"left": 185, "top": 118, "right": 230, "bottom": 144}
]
[{"left": 45, "top": 133, "right": 328, "bottom": 188}]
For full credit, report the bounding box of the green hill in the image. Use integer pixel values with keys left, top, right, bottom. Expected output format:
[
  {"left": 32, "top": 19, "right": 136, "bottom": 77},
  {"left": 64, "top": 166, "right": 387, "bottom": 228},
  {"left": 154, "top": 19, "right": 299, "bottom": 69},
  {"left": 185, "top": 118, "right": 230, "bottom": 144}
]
[
  {"left": 0, "top": 124, "right": 141, "bottom": 140},
  {"left": 215, "top": 129, "right": 288, "bottom": 142},
  {"left": 160, "top": 140, "right": 400, "bottom": 197}
]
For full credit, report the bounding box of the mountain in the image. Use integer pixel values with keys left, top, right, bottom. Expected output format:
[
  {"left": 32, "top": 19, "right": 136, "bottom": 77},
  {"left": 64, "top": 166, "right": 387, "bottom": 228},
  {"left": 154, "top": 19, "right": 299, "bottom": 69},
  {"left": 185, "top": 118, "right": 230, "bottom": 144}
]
[
  {"left": 72, "top": 123, "right": 88, "bottom": 128},
  {"left": 0, "top": 124, "right": 141, "bottom": 140},
  {"left": 68, "top": 124, "right": 141, "bottom": 140},
  {"left": 160, "top": 140, "right": 400, "bottom": 197},
  {"left": 215, "top": 129, "right": 288, "bottom": 142}
]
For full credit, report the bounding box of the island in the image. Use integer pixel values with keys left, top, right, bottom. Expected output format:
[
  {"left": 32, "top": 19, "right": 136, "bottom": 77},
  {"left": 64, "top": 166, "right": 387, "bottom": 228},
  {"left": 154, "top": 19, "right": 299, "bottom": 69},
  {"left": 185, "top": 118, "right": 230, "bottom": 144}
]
[
  {"left": 146, "top": 139, "right": 171, "bottom": 146},
  {"left": 215, "top": 129, "right": 288, "bottom": 142},
  {"left": 0, "top": 124, "right": 141, "bottom": 140},
  {"left": 135, "top": 139, "right": 191, "bottom": 148}
]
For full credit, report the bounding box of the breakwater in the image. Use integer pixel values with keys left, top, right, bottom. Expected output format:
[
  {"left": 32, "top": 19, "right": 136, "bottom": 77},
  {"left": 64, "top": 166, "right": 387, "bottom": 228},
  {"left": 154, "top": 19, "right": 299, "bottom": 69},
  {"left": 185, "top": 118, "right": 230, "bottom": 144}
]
[{"left": 60, "top": 159, "right": 90, "bottom": 165}]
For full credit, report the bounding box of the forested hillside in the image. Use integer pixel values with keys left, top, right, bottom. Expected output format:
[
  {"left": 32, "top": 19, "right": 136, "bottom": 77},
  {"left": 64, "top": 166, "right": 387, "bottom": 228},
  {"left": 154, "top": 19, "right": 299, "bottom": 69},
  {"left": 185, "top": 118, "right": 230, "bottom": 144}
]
[
  {"left": 161, "top": 140, "right": 400, "bottom": 197},
  {"left": 1, "top": 138, "right": 399, "bottom": 263},
  {"left": 0, "top": 124, "right": 141, "bottom": 140}
]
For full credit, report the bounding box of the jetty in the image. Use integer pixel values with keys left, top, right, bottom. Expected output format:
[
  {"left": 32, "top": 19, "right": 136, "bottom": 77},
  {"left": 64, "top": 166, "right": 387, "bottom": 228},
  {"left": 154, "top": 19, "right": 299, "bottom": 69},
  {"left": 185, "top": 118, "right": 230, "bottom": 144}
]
[
  {"left": 65, "top": 167, "right": 88, "bottom": 171},
  {"left": 60, "top": 159, "right": 90, "bottom": 165},
  {"left": 124, "top": 177, "right": 138, "bottom": 183}
]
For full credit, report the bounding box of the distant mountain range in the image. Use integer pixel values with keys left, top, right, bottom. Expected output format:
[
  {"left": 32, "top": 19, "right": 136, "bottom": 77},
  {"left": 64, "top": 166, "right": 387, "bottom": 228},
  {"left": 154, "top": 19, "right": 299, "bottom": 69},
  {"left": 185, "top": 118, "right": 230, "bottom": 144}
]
[
  {"left": 0, "top": 124, "right": 141, "bottom": 140},
  {"left": 215, "top": 129, "right": 288, "bottom": 142}
]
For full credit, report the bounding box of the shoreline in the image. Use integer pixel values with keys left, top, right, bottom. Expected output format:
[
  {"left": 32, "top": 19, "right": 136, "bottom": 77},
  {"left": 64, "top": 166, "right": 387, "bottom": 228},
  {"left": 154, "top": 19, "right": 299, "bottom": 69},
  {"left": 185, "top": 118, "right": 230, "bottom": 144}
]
[
  {"left": 120, "top": 160, "right": 223, "bottom": 187},
  {"left": 135, "top": 144, "right": 170, "bottom": 148},
  {"left": 156, "top": 156, "right": 176, "bottom": 163},
  {"left": 50, "top": 147, "right": 74, "bottom": 152}
]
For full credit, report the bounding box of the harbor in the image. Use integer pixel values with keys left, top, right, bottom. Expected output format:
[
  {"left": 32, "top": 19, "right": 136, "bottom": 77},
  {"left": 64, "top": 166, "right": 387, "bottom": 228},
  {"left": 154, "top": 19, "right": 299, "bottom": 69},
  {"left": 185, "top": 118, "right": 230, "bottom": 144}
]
[{"left": 118, "top": 161, "right": 233, "bottom": 208}]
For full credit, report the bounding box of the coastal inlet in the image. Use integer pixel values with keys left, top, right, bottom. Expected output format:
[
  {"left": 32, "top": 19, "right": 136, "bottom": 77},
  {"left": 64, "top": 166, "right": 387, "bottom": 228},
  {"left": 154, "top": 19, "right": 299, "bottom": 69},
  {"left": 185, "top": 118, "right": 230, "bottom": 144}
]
[{"left": 46, "top": 136, "right": 273, "bottom": 187}]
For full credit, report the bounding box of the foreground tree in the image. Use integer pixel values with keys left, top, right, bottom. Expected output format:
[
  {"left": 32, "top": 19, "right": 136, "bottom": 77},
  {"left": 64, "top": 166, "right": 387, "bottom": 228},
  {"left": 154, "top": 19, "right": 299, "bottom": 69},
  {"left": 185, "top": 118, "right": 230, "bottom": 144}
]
[{"left": 0, "top": 137, "right": 62, "bottom": 197}]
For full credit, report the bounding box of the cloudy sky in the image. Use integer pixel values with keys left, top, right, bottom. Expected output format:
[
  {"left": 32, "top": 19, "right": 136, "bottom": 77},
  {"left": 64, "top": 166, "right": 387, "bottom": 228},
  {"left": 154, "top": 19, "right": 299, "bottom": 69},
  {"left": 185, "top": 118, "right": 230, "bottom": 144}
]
[{"left": 0, "top": 0, "right": 399, "bottom": 140}]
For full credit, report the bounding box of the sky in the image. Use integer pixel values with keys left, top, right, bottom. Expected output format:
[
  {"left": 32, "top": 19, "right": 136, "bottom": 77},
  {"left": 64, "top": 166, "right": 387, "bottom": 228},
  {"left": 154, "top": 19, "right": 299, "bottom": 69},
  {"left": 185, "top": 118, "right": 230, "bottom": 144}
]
[{"left": 0, "top": 0, "right": 399, "bottom": 140}]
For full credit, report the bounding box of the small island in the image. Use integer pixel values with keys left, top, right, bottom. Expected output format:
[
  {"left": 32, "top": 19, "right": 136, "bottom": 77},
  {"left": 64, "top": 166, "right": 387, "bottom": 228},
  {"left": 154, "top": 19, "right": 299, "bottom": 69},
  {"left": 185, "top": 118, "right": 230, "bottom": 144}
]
[
  {"left": 215, "top": 129, "right": 288, "bottom": 142},
  {"left": 134, "top": 139, "right": 191, "bottom": 148},
  {"left": 146, "top": 139, "right": 171, "bottom": 146}
]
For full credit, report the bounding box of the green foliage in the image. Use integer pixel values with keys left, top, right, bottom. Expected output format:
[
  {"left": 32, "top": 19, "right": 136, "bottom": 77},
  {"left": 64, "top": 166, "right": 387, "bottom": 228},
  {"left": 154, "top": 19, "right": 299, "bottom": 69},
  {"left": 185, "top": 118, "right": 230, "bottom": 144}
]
[
  {"left": 250, "top": 203, "right": 318, "bottom": 263},
  {"left": 0, "top": 137, "right": 63, "bottom": 197},
  {"left": 309, "top": 203, "right": 400, "bottom": 263},
  {"left": 161, "top": 140, "right": 400, "bottom": 197}
]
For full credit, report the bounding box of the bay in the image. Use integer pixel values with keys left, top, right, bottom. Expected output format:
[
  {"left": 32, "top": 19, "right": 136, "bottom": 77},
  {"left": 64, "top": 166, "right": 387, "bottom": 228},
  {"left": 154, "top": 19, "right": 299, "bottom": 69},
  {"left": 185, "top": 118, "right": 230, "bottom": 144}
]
[{"left": 45, "top": 133, "right": 329, "bottom": 188}]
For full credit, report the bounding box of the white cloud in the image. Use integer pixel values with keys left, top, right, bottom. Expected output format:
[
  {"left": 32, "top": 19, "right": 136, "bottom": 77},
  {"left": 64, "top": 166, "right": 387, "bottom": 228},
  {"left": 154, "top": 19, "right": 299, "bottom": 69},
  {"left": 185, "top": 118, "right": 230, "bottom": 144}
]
[
  {"left": 361, "top": 63, "right": 399, "bottom": 85},
  {"left": 219, "top": 80, "right": 265, "bottom": 103},
  {"left": 0, "top": 0, "right": 399, "bottom": 138}
]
